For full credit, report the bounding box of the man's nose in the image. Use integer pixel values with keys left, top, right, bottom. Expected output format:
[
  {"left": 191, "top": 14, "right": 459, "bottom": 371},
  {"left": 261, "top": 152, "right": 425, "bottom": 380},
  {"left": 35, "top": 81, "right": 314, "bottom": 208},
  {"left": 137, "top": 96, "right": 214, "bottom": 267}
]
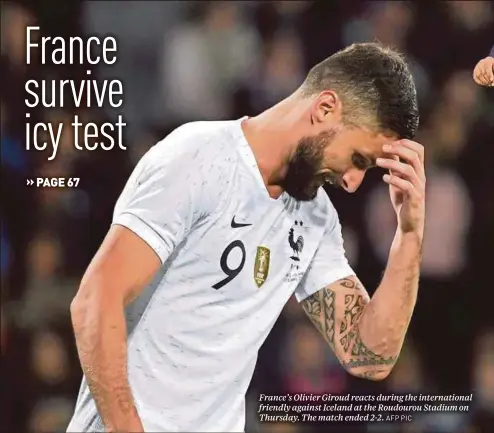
[{"left": 341, "top": 169, "right": 365, "bottom": 193}]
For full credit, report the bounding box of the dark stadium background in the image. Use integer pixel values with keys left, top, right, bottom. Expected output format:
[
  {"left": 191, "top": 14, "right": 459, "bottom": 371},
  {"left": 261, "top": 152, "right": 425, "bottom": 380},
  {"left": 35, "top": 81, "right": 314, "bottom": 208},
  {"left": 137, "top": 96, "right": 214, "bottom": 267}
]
[{"left": 1, "top": 1, "right": 493, "bottom": 432}]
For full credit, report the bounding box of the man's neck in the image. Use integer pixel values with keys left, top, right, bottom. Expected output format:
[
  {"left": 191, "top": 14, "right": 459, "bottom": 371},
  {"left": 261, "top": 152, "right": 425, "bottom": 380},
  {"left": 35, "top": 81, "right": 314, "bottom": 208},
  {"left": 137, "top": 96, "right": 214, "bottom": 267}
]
[{"left": 241, "top": 96, "right": 308, "bottom": 190}]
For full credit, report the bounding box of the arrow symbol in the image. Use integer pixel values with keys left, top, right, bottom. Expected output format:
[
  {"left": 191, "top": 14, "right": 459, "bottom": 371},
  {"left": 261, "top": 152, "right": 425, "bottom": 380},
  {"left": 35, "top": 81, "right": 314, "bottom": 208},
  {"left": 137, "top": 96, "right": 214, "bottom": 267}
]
[{"left": 26, "top": 179, "right": 33, "bottom": 186}]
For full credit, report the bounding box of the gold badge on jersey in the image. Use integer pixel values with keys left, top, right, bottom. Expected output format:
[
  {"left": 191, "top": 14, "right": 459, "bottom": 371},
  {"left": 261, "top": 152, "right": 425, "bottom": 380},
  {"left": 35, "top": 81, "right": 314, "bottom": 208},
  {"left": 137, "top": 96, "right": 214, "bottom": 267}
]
[{"left": 254, "top": 246, "right": 271, "bottom": 288}]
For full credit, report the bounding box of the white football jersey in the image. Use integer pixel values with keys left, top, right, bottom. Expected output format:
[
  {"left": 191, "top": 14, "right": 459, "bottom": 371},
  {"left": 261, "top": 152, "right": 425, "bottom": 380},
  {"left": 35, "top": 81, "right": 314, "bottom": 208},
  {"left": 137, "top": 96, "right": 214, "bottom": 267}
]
[{"left": 67, "top": 118, "right": 354, "bottom": 432}]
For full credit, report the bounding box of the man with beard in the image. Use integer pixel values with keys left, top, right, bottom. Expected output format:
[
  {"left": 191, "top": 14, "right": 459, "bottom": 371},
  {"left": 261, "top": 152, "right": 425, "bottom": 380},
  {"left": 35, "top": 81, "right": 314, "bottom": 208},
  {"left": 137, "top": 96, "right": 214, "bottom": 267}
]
[{"left": 67, "top": 42, "right": 424, "bottom": 432}]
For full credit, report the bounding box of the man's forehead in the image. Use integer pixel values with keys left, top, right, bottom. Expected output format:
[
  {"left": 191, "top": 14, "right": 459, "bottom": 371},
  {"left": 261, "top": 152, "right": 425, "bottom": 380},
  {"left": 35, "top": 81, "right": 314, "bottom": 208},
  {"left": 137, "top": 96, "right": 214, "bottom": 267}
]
[
  {"left": 344, "top": 127, "right": 396, "bottom": 159},
  {"left": 343, "top": 126, "right": 396, "bottom": 145}
]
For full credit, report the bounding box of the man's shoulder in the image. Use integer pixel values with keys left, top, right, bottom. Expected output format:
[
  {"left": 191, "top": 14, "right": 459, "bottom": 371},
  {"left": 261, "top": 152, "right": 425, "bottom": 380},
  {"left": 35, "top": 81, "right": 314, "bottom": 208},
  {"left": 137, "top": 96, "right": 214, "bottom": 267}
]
[
  {"left": 139, "top": 120, "right": 240, "bottom": 180},
  {"left": 301, "top": 188, "right": 340, "bottom": 229},
  {"left": 154, "top": 119, "right": 240, "bottom": 157}
]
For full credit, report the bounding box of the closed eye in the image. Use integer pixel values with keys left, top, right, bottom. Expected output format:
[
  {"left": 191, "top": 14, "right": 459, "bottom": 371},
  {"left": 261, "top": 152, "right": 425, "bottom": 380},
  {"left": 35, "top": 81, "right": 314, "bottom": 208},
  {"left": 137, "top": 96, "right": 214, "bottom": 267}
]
[{"left": 352, "top": 152, "right": 372, "bottom": 170}]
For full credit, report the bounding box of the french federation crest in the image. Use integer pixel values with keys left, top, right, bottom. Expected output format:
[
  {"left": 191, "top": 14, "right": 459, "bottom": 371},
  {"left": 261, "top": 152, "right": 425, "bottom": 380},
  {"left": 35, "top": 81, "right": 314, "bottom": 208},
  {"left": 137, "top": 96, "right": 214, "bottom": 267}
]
[{"left": 254, "top": 246, "right": 271, "bottom": 288}]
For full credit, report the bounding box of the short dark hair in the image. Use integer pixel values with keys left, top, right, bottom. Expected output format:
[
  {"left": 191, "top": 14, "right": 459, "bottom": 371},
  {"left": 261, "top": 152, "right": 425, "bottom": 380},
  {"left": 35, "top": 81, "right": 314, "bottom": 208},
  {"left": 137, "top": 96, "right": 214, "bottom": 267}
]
[{"left": 301, "top": 43, "right": 419, "bottom": 140}]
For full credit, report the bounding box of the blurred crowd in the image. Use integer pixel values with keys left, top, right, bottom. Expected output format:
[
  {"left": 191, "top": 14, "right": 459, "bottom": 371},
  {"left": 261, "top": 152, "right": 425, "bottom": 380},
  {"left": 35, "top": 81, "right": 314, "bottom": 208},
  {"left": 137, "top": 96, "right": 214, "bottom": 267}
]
[{"left": 1, "top": 1, "right": 493, "bottom": 432}]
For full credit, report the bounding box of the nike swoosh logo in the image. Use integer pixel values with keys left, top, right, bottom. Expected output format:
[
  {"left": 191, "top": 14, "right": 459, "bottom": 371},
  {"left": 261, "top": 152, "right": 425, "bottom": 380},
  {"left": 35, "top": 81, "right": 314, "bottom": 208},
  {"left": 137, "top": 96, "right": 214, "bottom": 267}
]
[{"left": 231, "top": 216, "right": 252, "bottom": 228}]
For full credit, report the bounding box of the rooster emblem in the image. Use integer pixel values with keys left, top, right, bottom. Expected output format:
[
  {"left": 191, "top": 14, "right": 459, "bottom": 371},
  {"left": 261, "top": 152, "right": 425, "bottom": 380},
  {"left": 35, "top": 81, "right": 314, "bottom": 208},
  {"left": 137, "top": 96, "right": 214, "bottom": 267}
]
[{"left": 288, "top": 220, "right": 304, "bottom": 261}]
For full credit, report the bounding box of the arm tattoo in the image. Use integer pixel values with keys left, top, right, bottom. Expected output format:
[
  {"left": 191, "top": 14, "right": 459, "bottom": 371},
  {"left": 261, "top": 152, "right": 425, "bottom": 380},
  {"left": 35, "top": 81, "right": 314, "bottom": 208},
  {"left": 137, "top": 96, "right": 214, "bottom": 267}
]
[
  {"left": 302, "top": 277, "right": 397, "bottom": 375},
  {"left": 302, "top": 288, "right": 336, "bottom": 344},
  {"left": 362, "top": 370, "right": 387, "bottom": 379},
  {"left": 339, "top": 278, "right": 359, "bottom": 289},
  {"left": 301, "top": 277, "right": 358, "bottom": 345},
  {"left": 341, "top": 329, "right": 397, "bottom": 369},
  {"left": 340, "top": 294, "right": 365, "bottom": 333}
]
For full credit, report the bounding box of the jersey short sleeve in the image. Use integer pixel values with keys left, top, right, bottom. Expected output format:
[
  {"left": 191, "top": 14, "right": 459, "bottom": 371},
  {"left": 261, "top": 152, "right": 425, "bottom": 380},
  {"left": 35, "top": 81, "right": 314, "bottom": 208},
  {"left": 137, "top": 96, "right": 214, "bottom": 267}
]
[
  {"left": 112, "top": 124, "right": 231, "bottom": 264},
  {"left": 294, "top": 204, "right": 355, "bottom": 302}
]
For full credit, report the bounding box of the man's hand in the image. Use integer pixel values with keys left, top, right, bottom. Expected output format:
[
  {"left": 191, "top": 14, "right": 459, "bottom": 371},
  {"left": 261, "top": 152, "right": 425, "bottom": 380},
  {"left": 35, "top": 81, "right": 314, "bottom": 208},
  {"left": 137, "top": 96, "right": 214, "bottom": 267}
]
[
  {"left": 473, "top": 56, "right": 494, "bottom": 87},
  {"left": 376, "top": 140, "right": 426, "bottom": 236}
]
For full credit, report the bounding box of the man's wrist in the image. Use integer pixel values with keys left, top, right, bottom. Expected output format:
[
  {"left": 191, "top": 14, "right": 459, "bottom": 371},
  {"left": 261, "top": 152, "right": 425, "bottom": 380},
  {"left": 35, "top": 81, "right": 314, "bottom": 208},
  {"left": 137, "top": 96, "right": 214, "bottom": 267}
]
[
  {"left": 105, "top": 412, "right": 144, "bottom": 432},
  {"left": 395, "top": 227, "right": 423, "bottom": 248}
]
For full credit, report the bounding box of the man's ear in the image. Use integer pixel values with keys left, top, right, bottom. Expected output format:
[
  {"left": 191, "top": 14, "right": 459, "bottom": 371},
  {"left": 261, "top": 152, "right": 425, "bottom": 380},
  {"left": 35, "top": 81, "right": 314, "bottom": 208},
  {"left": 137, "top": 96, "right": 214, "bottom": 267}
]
[{"left": 312, "top": 91, "right": 339, "bottom": 124}]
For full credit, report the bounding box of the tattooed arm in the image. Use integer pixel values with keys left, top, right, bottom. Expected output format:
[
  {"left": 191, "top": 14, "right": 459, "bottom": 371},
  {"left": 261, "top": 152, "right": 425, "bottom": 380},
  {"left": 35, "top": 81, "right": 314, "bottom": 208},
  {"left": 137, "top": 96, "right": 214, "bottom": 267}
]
[{"left": 302, "top": 230, "right": 421, "bottom": 380}]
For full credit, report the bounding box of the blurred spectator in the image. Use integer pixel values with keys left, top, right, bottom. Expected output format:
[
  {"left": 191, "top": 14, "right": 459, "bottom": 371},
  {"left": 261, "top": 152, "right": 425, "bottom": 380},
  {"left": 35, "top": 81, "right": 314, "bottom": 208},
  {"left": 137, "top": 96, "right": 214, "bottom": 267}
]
[
  {"left": 445, "top": 1, "right": 493, "bottom": 33},
  {"left": 245, "top": 29, "right": 305, "bottom": 113},
  {"left": 28, "top": 397, "right": 75, "bottom": 433},
  {"left": 438, "top": 1, "right": 493, "bottom": 77},
  {"left": 1, "top": 1, "right": 36, "bottom": 68},
  {"left": 30, "top": 328, "right": 70, "bottom": 386},
  {"left": 162, "top": 1, "right": 261, "bottom": 122},
  {"left": 17, "top": 231, "right": 78, "bottom": 329},
  {"left": 82, "top": 1, "right": 186, "bottom": 139},
  {"left": 281, "top": 322, "right": 348, "bottom": 395}
]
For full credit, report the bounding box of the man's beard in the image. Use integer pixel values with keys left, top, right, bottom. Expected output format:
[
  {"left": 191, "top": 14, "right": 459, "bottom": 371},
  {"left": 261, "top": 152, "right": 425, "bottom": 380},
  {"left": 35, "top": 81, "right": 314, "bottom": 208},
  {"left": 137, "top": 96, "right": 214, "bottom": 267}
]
[{"left": 282, "top": 130, "right": 340, "bottom": 201}]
